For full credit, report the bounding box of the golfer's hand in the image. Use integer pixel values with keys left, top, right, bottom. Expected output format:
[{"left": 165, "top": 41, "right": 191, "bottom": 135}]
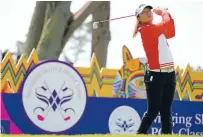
[{"left": 153, "top": 7, "right": 168, "bottom": 16}]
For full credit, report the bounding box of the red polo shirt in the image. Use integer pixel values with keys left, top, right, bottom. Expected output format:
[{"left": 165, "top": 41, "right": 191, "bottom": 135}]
[{"left": 138, "top": 11, "right": 175, "bottom": 69}]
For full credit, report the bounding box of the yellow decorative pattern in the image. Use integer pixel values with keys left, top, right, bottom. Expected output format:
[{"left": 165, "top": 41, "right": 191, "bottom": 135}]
[
  {"left": 1, "top": 49, "right": 39, "bottom": 93},
  {"left": 1, "top": 48, "right": 203, "bottom": 102}
]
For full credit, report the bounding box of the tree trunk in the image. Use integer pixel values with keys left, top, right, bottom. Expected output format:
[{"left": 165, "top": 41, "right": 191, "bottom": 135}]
[
  {"left": 36, "top": 1, "right": 72, "bottom": 60},
  {"left": 23, "top": 1, "right": 104, "bottom": 61},
  {"left": 22, "top": 1, "right": 47, "bottom": 58},
  {"left": 91, "top": 1, "right": 111, "bottom": 68},
  {"left": 36, "top": 1, "right": 102, "bottom": 60}
]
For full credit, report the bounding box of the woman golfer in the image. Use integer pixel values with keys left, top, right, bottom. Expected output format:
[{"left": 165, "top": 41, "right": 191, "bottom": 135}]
[{"left": 133, "top": 4, "right": 176, "bottom": 134}]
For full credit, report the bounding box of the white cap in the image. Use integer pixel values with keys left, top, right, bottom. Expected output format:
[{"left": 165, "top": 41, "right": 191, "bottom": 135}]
[{"left": 135, "top": 4, "right": 153, "bottom": 17}]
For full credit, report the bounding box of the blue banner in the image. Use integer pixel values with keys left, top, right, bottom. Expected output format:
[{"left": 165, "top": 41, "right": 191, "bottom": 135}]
[
  {"left": 2, "top": 93, "right": 203, "bottom": 135},
  {"left": 1, "top": 120, "right": 10, "bottom": 134}
]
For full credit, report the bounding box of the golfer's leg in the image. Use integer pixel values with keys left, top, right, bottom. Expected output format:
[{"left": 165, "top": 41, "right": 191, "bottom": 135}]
[
  {"left": 160, "top": 72, "right": 176, "bottom": 134},
  {"left": 137, "top": 72, "right": 163, "bottom": 134}
]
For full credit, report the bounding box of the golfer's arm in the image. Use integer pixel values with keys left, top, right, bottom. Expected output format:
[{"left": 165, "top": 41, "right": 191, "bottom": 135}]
[
  {"left": 161, "top": 10, "right": 173, "bottom": 23},
  {"left": 155, "top": 11, "right": 175, "bottom": 39}
]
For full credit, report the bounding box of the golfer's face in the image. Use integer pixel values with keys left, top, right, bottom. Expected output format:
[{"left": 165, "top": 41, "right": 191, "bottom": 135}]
[{"left": 139, "top": 8, "right": 153, "bottom": 22}]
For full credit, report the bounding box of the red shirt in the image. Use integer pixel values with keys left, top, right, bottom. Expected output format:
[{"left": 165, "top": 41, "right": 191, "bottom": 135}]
[{"left": 138, "top": 11, "right": 175, "bottom": 69}]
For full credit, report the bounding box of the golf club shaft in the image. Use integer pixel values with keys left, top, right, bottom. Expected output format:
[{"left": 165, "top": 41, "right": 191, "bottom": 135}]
[
  {"left": 97, "top": 14, "right": 135, "bottom": 23},
  {"left": 96, "top": 7, "right": 168, "bottom": 24}
]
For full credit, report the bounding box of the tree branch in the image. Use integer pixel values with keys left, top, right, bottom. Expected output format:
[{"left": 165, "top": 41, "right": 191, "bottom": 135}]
[{"left": 62, "top": 1, "right": 102, "bottom": 46}]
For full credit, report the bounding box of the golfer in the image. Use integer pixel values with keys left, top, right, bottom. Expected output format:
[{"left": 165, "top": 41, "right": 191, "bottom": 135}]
[{"left": 133, "top": 4, "right": 176, "bottom": 134}]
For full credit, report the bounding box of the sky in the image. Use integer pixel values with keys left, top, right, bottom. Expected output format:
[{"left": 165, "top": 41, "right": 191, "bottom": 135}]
[{"left": 0, "top": 0, "right": 203, "bottom": 69}]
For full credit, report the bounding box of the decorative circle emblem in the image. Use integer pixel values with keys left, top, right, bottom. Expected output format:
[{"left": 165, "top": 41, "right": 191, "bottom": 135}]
[
  {"left": 108, "top": 106, "right": 141, "bottom": 134},
  {"left": 21, "top": 60, "right": 87, "bottom": 132}
]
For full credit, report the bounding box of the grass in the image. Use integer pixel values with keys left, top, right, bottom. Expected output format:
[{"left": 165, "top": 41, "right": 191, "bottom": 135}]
[{"left": 0, "top": 134, "right": 201, "bottom": 137}]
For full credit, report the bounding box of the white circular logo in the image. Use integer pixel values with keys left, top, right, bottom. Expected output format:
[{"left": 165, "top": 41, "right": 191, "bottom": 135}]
[
  {"left": 22, "top": 61, "right": 87, "bottom": 132},
  {"left": 108, "top": 106, "right": 141, "bottom": 134}
]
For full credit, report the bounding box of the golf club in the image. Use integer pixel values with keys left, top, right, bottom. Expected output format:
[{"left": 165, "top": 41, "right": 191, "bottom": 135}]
[
  {"left": 93, "top": 7, "right": 168, "bottom": 29},
  {"left": 93, "top": 14, "right": 135, "bottom": 29}
]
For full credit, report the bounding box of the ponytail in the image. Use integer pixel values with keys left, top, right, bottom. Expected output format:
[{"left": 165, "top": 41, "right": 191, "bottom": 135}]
[{"left": 133, "top": 20, "right": 141, "bottom": 38}]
